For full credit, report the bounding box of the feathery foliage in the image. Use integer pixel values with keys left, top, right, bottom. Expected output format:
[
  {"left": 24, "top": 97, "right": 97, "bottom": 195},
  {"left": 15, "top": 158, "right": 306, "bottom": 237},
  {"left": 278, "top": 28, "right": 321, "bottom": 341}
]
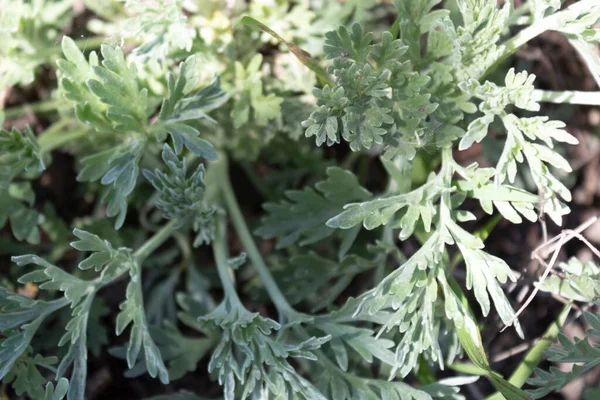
[{"left": 1, "top": 0, "right": 599, "bottom": 399}]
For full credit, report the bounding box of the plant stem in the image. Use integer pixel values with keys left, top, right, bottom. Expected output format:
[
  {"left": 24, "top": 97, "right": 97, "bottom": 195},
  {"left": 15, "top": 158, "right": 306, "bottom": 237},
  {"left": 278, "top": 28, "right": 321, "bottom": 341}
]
[
  {"left": 214, "top": 154, "right": 294, "bottom": 317},
  {"left": 533, "top": 89, "right": 600, "bottom": 106},
  {"left": 72, "top": 36, "right": 108, "bottom": 52},
  {"left": 211, "top": 217, "right": 240, "bottom": 301},
  {"left": 485, "top": 304, "right": 571, "bottom": 400},
  {"left": 450, "top": 362, "right": 489, "bottom": 376},
  {"left": 38, "top": 119, "right": 89, "bottom": 152},
  {"left": 438, "top": 147, "right": 454, "bottom": 250},
  {"left": 3, "top": 99, "right": 62, "bottom": 120},
  {"left": 483, "top": 0, "right": 598, "bottom": 80},
  {"left": 134, "top": 219, "right": 179, "bottom": 264},
  {"left": 173, "top": 231, "right": 192, "bottom": 271},
  {"left": 507, "top": 304, "right": 571, "bottom": 386}
]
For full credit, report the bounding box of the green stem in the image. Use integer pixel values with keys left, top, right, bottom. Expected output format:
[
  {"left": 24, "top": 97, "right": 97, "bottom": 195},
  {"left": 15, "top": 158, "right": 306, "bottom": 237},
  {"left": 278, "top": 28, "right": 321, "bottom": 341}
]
[
  {"left": 72, "top": 36, "right": 108, "bottom": 52},
  {"left": 450, "top": 362, "right": 489, "bottom": 376},
  {"left": 507, "top": 304, "right": 571, "bottom": 386},
  {"left": 133, "top": 219, "right": 179, "bottom": 264},
  {"left": 38, "top": 119, "right": 89, "bottom": 152},
  {"left": 3, "top": 99, "right": 62, "bottom": 120},
  {"left": 90, "top": 220, "right": 179, "bottom": 290},
  {"left": 485, "top": 304, "right": 571, "bottom": 400},
  {"left": 533, "top": 89, "right": 600, "bottom": 106},
  {"left": 440, "top": 147, "right": 454, "bottom": 180},
  {"left": 214, "top": 154, "right": 294, "bottom": 317},
  {"left": 211, "top": 217, "right": 240, "bottom": 301},
  {"left": 172, "top": 231, "right": 192, "bottom": 271},
  {"left": 438, "top": 147, "right": 454, "bottom": 249},
  {"left": 483, "top": 0, "right": 598, "bottom": 80}
]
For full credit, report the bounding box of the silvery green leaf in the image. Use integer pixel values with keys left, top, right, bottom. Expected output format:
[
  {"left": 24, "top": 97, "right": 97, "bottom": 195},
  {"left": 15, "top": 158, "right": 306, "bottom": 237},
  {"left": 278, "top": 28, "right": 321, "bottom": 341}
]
[
  {"left": 328, "top": 173, "right": 441, "bottom": 234},
  {"left": 122, "top": 0, "right": 195, "bottom": 61},
  {"left": 200, "top": 301, "right": 327, "bottom": 400},
  {"left": 257, "top": 167, "right": 371, "bottom": 248},
  {"left": 42, "top": 378, "right": 69, "bottom": 400},
  {"left": 456, "top": 243, "right": 523, "bottom": 337},
  {"left": 231, "top": 54, "right": 283, "bottom": 129},
  {"left": 528, "top": 311, "right": 600, "bottom": 398},
  {"left": 87, "top": 44, "right": 148, "bottom": 132},
  {"left": 9, "top": 230, "right": 135, "bottom": 399},
  {"left": 453, "top": 1, "right": 509, "bottom": 81},
  {"left": 537, "top": 257, "right": 600, "bottom": 302},
  {"left": 458, "top": 114, "right": 493, "bottom": 151},
  {"left": 323, "top": 23, "right": 373, "bottom": 63},
  {"left": 1, "top": 351, "right": 59, "bottom": 399},
  {"left": 115, "top": 260, "right": 169, "bottom": 384},
  {"left": 569, "top": 38, "right": 600, "bottom": 87},
  {"left": 316, "top": 322, "right": 396, "bottom": 367},
  {"left": 530, "top": 0, "right": 561, "bottom": 20},
  {"left": 0, "top": 126, "right": 46, "bottom": 243},
  {"left": 154, "top": 58, "right": 225, "bottom": 159},
  {"left": 463, "top": 68, "right": 539, "bottom": 115},
  {"left": 149, "top": 322, "right": 213, "bottom": 381}
]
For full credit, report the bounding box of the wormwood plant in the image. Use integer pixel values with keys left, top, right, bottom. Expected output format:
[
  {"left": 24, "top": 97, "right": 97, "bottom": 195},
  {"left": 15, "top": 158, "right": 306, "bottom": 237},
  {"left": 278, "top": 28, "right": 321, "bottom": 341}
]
[{"left": 1, "top": 0, "right": 600, "bottom": 399}]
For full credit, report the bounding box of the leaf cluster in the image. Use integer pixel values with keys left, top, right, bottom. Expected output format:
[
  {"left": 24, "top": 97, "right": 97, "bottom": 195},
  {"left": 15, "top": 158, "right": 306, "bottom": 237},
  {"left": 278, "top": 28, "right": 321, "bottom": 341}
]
[
  {"left": 0, "top": 125, "right": 46, "bottom": 243},
  {"left": 2, "top": 1, "right": 600, "bottom": 399}
]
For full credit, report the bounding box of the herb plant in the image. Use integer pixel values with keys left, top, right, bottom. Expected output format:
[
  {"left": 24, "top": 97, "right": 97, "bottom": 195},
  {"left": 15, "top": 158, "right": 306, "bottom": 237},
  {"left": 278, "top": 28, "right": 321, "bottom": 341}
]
[{"left": 1, "top": 1, "right": 600, "bottom": 399}]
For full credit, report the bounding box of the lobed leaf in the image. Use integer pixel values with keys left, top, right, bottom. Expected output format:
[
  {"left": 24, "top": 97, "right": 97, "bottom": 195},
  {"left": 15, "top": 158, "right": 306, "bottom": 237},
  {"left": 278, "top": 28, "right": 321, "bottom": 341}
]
[{"left": 256, "top": 167, "right": 371, "bottom": 248}]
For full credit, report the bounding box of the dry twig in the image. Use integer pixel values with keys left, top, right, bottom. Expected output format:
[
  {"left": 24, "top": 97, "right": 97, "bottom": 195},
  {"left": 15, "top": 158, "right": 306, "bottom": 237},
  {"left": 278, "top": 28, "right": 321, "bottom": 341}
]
[{"left": 502, "top": 214, "right": 600, "bottom": 331}]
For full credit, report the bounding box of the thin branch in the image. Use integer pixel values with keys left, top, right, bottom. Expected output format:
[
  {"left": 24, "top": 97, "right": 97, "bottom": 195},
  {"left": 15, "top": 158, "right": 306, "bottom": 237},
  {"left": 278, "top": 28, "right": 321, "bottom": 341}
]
[
  {"left": 533, "top": 89, "right": 600, "bottom": 106},
  {"left": 502, "top": 215, "right": 600, "bottom": 331}
]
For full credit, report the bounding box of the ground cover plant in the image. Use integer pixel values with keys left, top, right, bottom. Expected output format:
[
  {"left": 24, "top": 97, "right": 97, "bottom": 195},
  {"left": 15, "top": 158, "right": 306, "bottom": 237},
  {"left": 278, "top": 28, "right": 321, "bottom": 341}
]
[{"left": 1, "top": 0, "right": 600, "bottom": 399}]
